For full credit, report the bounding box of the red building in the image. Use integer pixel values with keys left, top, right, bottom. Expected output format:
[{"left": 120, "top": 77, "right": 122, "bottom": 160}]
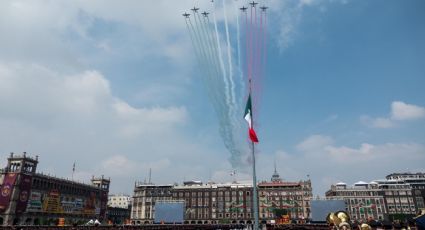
[{"left": 0, "top": 152, "right": 109, "bottom": 226}]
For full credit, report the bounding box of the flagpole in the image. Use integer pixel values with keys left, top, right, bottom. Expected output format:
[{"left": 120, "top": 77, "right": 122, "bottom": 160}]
[
  {"left": 72, "top": 162, "right": 75, "bottom": 180},
  {"left": 252, "top": 141, "right": 259, "bottom": 230},
  {"left": 248, "top": 78, "right": 259, "bottom": 230}
]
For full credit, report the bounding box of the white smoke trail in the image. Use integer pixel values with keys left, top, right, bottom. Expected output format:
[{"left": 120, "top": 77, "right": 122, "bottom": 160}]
[
  {"left": 184, "top": 4, "right": 252, "bottom": 169},
  {"left": 202, "top": 15, "right": 224, "bottom": 91},
  {"left": 199, "top": 15, "right": 229, "bottom": 120},
  {"left": 194, "top": 12, "right": 215, "bottom": 83},
  {"left": 187, "top": 19, "right": 206, "bottom": 74},
  {"left": 185, "top": 19, "right": 201, "bottom": 68},
  {"left": 189, "top": 17, "right": 223, "bottom": 114},
  {"left": 202, "top": 16, "right": 233, "bottom": 144},
  {"left": 212, "top": 3, "right": 231, "bottom": 109},
  {"left": 192, "top": 10, "right": 229, "bottom": 128},
  {"left": 234, "top": 0, "right": 244, "bottom": 107},
  {"left": 223, "top": 0, "right": 236, "bottom": 113}
]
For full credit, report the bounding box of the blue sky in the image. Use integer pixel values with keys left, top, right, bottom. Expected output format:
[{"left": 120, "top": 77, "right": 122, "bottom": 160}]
[{"left": 0, "top": 0, "right": 424, "bottom": 196}]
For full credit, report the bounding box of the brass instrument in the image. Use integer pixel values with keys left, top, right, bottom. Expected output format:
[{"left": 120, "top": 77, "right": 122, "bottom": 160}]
[
  {"left": 360, "top": 223, "right": 372, "bottom": 230},
  {"left": 327, "top": 211, "right": 351, "bottom": 230}
]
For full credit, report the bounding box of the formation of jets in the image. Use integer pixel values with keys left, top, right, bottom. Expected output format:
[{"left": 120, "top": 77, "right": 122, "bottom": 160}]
[{"left": 183, "top": 2, "right": 267, "bottom": 19}]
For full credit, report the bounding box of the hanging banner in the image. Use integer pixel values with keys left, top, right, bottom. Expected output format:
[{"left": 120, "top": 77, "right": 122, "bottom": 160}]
[
  {"left": 74, "top": 198, "right": 83, "bottom": 213},
  {"left": 27, "top": 191, "right": 42, "bottom": 212},
  {"left": 43, "top": 189, "right": 63, "bottom": 213},
  {"left": 15, "top": 174, "right": 33, "bottom": 213},
  {"left": 99, "top": 190, "right": 108, "bottom": 218},
  {"left": 83, "top": 192, "right": 96, "bottom": 215},
  {"left": 0, "top": 173, "right": 18, "bottom": 213}
]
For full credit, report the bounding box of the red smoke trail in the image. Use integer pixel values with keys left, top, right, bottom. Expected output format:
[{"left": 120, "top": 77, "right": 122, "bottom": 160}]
[
  {"left": 245, "top": 7, "right": 249, "bottom": 95},
  {"left": 254, "top": 7, "right": 262, "bottom": 111},
  {"left": 253, "top": 5, "right": 263, "bottom": 115},
  {"left": 242, "top": 3, "right": 268, "bottom": 127},
  {"left": 263, "top": 8, "right": 267, "bottom": 90},
  {"left": 253, "top": 5, "right": 258, "bottom": 109},
  {"left": 249, "top": 4, "right": 253, "bottom": 86}
]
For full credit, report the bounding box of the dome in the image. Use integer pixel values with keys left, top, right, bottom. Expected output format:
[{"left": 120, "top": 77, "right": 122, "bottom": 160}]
[{"left": 354, "top": 181, "right": 368, "bottom": 186}]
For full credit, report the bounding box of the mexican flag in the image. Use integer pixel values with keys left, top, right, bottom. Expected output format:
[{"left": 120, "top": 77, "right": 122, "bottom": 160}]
[{"left": 244, "top": 94, "right": 259, "bottom": 143}]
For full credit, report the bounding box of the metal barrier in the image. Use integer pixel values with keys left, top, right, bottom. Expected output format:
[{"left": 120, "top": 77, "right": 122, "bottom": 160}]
[
  {"left": 0, "top": 224, "right": 327, "bottom": 230},
  {"left": 0, "top": 224, "right": 247, "bottom": 230}
]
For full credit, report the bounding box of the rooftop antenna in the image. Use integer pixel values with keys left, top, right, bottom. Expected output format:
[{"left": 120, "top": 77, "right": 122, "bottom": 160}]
[
  {"left": 148, "top": 168, "right": 152, "bottom": 184},
  {"left": 72, "top": 161, "right": 75, "bottom": 181}
]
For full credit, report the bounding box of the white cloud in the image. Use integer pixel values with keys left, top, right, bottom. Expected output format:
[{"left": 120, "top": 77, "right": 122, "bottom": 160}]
[
  {"left": 361, "top": 101, "right": 425, "bottom": 128},
  {"left": 268, "top": 0, "right": 304, "bottom": 50},
  {"left": 267, "top": 0, "right": 345, "bottom": 51},
  {"left": 391, "top": 101, "right": 425, "bottom": 121},
  {"left": 0, "top": 63, "right": 203, "bottom": 193},
  {"left": 101, "top": 155, "right": 137, "bottom": 176},
  {"left": 276, "top": 134, "right": 425, "bottom": 195},
  {"left": 360, "top": 116, "right": 395, "bottom": 128},
  {"left": 296, "top": 134, "right": 334, "bottom": 152},
  {"left": 0, "top": 1, "right": 259, "bottom": 194},
  {"left": 325, "top": 142, "right": 424, "bottom": 162},
  {"left": 371, "top": 117, "right": 395, "bottom": 128}
]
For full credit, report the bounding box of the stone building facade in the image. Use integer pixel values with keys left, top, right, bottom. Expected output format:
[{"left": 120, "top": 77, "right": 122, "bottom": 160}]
[
  {"left": 325, "top": 182, "right": 387, "bottom": 221},
  {"left": 131, "top": 171, "right": 312, "bottom": 225},
  {"left": 258, "top": 176, "right": 312, "bottom": 220},
  {"left": 325, "top": 172, "right": 425, "bottom": 222},
  {"left": 0, "top": 152, "right": 110, "bottom": 226},
  {"left": 131, "top": 184, "right": 173, "bottom": 224},
  {"left": 173, "top": 181, "right": 253, "bottom": 224},
  {"left": 108, "top": 194, "right": 131, "bottom": 209},
  {"left": 106, "top": 206, "right": 131, "bottom": 225}
]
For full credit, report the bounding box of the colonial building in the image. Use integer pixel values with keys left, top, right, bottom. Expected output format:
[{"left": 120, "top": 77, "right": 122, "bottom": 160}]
[
  {"left": 173, "top": 181, "right": 253, "bottom": 225},
  {"left": 131, "top": 184, "right": 173, "bottom": 224},
  {"left": 131, "top": 170, "right": 313, "bottom": 225},
  {"left": 106, "top": 206, "right": 131, "bottom": 225},
  {"left": 0, "top": 152, "right": 110, "bottom": 226},
  {"left": 107, "top": 194, "right": 131, "bottom": 225},
  {"left": 325, "top": 181, "right": 387, "bottom": 221},
  {"left": 325, "top": 172, "right": 425, "bottom": 222},
  {"left": 258, "top": 168, "right": 313, "bottom": 221},
  {"left": 108, "top": 194, "right": 131, "bottom": 209},
  {"left": 385, "top": 173, "right": 425, "bottom": 213}
]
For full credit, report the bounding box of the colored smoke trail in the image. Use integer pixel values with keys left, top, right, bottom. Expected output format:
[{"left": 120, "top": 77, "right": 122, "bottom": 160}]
[
  {"left": 223, "top": 0, "right": 236, "bottom": 116},
  {"left": 234, "top": 0, "right": 244, "bottom": 108},
  {"left": 183, "top": 1, "right": 268, "bottom": 168}
]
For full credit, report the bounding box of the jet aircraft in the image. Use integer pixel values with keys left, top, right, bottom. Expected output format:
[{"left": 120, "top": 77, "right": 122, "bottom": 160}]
[
  {"left": 249, "top": 1, "right": 258, "bottom": 7},
  {"left": 191, "top": 7, "right": 200, "bottom": 13},
  {"left": 182, "top": 12, "right": 190, "bottom": 18}
]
